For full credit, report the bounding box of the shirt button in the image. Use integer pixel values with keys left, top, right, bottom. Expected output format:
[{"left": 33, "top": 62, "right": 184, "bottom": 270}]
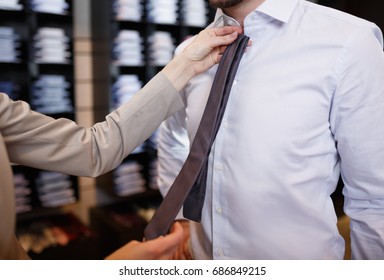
[
  {"left": 216, "top": 207, "right": 223, "bottom": 214},
  {"left": 217, "top": 249, "right": 224, "bottom": 256},
  {"left": 215, "top": 163, "right": 223, "bottom": 170},
  {"left": 233, "top": 79, "right": 238, "bottom": 86}
]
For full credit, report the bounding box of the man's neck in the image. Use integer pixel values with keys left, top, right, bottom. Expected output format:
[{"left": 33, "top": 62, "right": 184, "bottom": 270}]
[{"left": 223, "top": 0, "right": 266, "bottom": 26}]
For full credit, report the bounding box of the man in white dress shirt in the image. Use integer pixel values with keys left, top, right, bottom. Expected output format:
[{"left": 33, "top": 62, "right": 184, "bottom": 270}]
[{"left": 157, "top": 0, "right": 384, "bottom": 259}]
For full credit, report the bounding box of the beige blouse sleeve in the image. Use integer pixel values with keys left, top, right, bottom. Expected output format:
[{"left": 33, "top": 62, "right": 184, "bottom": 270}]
[{"left": 1, "top": 71, "right": 183, "bottom": 177}]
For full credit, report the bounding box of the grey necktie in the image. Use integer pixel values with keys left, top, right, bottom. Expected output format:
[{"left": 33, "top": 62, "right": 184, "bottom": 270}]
[{"left": 144, "top": 34, "right": 250, "bottom": 240}]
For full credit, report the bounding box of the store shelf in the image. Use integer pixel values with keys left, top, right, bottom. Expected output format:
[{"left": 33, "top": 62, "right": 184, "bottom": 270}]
[
  {"left": 90, "top": 0, "right": 210, "bottom": 198},
  {"left": 0, "top": 0, "right": 78, "bottom": 214}
]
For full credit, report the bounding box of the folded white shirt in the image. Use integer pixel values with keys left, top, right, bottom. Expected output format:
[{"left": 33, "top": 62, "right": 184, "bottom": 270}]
[
  {"left": 114, "top": 162, "right": 143, "bottom": 176},
  {"left": 14, "top": 186, "right": 32, "bottom": 196},
  {"left": 39, "top": 188, "right": 75, "bottom": 202},
  {"left": 0, "top": 3, "right": 22, "bottom": 10},
  {"left": 35, "top": 104, "right": 73, "bottom": 114}
]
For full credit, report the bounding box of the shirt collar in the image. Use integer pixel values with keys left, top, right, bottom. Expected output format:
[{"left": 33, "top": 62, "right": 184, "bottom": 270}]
[{"left": 213, "top": 0, "right": 299, "bottom": 26}]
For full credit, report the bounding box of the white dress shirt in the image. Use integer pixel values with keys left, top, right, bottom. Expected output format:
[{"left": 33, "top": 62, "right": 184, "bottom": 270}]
[{"left": 157, "top": 0, "right": 384, "bottom": 259}]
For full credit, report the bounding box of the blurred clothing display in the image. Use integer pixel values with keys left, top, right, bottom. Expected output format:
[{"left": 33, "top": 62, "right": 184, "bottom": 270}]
[
  {"left": 146, "top": 0, "right": 177, "bottom": 25},
  {"left": 113, "top": 30, "right": 144, "bottom": 66},
  {"left": 148, "top": 31, "right": 175, "bottom": 66},
  {"left": 35, "top": 171, "right": 76, "bottom": 208},
  {"left": 0, "top": 0, "right": 23, "bottom": 10},
  {"left": 31, "top": 74, "right": 73, "bottom": 114},
  {"left": 113, "top": 161, "right": 146, "bottom": 197},
  {"left": 0, "top": 80, "right": 20, "bottom": 100},
  {"left": 113, "top": 0, "right": 143, "bottom": 22},
  {"left": 29, "top": 0, "right": 69, "bottom": 15},
  {"left": 0, "top": 26, "right": 21, "bottom": 63},
  {"left": 180, "top": 0, "right": 208, "bottom": 27},
  {"left": 111, "top": 74, "right": 143, "bottom": 109},
  {"left": 111, "top": 74, "right": 145, "bottom": 154},
  {"left": 33, "top": 27, "right": 71, "bottom": 64},
  {"left": 13, "top": 173, "right": 32, "bottom": 214}
]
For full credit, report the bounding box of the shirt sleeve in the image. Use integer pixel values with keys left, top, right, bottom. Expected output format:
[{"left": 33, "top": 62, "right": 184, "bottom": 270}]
[
  {"left": 330, "top": 23, "right": 384, "bottom": 259},
  {"left": 156, "top": 38, "right": 193, "bottom": 220},
  {"left": 1, "top": 72, "right": 183, "bottom": 177}
]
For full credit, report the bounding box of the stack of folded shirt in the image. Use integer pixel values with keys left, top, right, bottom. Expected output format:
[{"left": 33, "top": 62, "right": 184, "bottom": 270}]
[
  {"left": 33, "top": 27, "right": 71, "bottom": 64},
  {"left": 29, "top": 0, "right": 69, "bottom": 15},
  {"left": 31, "top": 74, "right": 73, "bottom": 114},
  {"left": 111, "top": 74, "right": 143, "bottom": 109},
  {"left": 146, "top": 0, "right": 177, "bottom": 25},
  {"left": 0, "top": 26, "right": 21, "bottom": 63},
  {"left": 36, "top": 171, "right": 76, "bottom": 208},
  {"left": 14, "top": 173, "right": 33, "bottom": 214},
  {"left": 113, "top": 30, "right": 144, "bottom": 66},
  {"left": 0, "top": 80, "right": 20, "bottom": 100},
  {"left": 180, "top": 0, "right": 208, "bottom": 27},
  {"left": 113, "top": 0, "right": 142, "bottom": 22},
  {"left": 0, "top": 0, "right": 23, "bottom": 10},
  {"left": 113, "top": 161, "right": 146, "bottom": 197},
  {"left": 148, "top": 31, "right": 175, "bottom": 66},
  {"left": 111, "top": 74, "right": 145, "bottom": 153}
]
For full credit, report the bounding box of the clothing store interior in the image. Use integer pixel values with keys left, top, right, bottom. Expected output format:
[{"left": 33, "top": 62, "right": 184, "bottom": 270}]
[{"left": 1, "top": 0, "right": 383, "bottom": 260}]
